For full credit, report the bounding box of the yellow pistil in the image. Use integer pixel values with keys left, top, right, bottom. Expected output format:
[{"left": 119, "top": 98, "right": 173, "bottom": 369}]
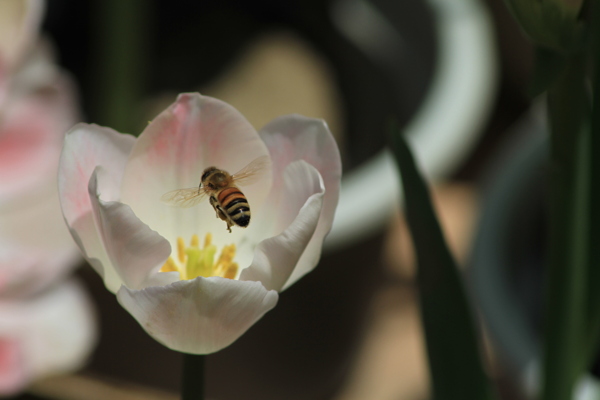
[{"left": 159, "top": 233, "right": 239, "bottom": 280}]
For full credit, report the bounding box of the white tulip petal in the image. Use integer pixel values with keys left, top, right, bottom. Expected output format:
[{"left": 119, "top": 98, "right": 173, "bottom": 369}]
[
  {"left": 259, "top": 116, "right": 341, "bottom": 288},
  {"left": 0, "top": 184, "right": 79, "bottom": 297},
  {"left": 59, "top": 123, "right": 134, "bottom": 223},
  {"left": 0, "top": 243, "right": 77, "bottom": 299},
  {"left": 88, "top": 168, "right": 171, "bottom": 290},
  {"left": 141, "top": 271, "right": 180, "bottom": 289},
  {"left": 68, "top": 212, "right": 121, "bottom": 293},
  {"left": 0, "top": 179, "right": 75, "bottom": 255},
  {"left": 0, "top": 279, "right": 97, "bottom": 395},
  {"left": 117, "top": 277, "right": 278, "bottom": 354},
  {"left": 58, "top": 124, "right": 134, "bottom": 291},
  {"left": 240, "top": 161, "right": 324, "bottom": 291},
  {"left": 120, "top": 93, "right": 272, "bottom": 249}
]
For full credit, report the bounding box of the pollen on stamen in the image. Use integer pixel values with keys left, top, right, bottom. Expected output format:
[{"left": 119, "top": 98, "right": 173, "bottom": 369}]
[
  {"left": 159, "top": 233, "right": 239, "bottom": 280},
  {"left": 223, "top": 262, "right": 239, "bottom": 279},
  {"left": 214, "top": 244, "right": 238, "bottom": 279}
]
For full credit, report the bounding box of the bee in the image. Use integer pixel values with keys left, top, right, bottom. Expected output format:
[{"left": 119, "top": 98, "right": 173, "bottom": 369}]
[{"left": 161, "top": 156, "right": 269, "bottom": 232}]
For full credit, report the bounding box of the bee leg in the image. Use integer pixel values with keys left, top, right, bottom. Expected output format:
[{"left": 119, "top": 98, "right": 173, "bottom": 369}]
[
  {"left": 209, "top": 197, "right": 219, "bottom": 217},
  {"left": 219, "top": 211, "right": 234, "bottom": 233},
  {"left": 217, "top": 207, "right": 233, "bottom": 232},
  {"left": 210, "top": 196, "right": 233, "bottom": 232},
  {"left": 219, "top": 213, "right": 233, "bottom": 232},
  {"left": 210, "top": 197, "right": 227, "bottom": 220}
]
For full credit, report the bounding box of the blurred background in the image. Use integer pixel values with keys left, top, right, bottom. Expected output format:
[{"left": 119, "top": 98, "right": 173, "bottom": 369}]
[{"left": 5, "top": 0, "right": 545, "bottom": 398}]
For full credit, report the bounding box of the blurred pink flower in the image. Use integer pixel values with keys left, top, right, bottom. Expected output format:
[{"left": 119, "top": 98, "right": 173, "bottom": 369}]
[
  {"left": 0, "top": 0, "right": 96, "bottom": 394},
  {"left": 0, "top": 280, "right": 96, "bottom": 396},
  {"left": 59, "top": 93, "right": 341, "bottom": 354},
  {"left": 0, "top": 41, "right": 79, "bottom": 300}
]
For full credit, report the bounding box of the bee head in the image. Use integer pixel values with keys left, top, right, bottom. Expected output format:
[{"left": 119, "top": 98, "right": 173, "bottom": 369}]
[
  {"left": 201, "top": 167, "right": 230, "bottom": 190},
  {"left": 201, "top": 167, "right": 218, "bottom": 183}
]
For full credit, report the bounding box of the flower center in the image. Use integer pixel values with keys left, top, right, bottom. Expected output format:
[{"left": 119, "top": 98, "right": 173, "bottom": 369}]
[{"left": 160, "top": 233, "right": 239, "bottom": 280}]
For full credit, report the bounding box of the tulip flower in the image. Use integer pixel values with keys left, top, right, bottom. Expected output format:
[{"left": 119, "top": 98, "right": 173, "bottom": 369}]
[
  {"left": 59, "top": 93, "right": 341, "bottom": 354},
  {"left": 0, "top": 0, "right": 81, "bottom": 298},
  {"left": 0, "top": 0, "right": 96, "bottom": 393}
]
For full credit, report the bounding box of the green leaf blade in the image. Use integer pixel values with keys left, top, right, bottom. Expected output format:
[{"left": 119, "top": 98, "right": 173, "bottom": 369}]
[{"left": 390, "top": 124, "right": 497, "bottom": 400}]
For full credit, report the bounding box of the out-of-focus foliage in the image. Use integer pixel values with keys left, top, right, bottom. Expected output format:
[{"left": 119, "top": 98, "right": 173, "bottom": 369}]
[
  {"left": 503, "top": 0, "right": 585, "bottom": 53},
  {"left": 390, "top": 122, "right": 498, "bottom": 400}
]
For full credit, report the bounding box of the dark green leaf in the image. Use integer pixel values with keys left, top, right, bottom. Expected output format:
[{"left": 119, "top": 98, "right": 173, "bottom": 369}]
[
  {"left": 541, "top": 56, "right": 590, "bottom": 400},
  {"left": 583, "top": 0, "right": 600, "bottom": 371},
  {"left": 503, "top": 0, "right": 585, "bottom": 53},
  {"left": 528, "top": 46, "right": 567, "bottom": 97},
  {"left": 389, "top": 124, "right": 497, "bottom": 400}
]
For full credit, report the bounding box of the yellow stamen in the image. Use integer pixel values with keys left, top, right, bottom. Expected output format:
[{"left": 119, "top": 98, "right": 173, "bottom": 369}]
[
  {"left": 160, "top": 257, "right": 178, "bottom": 273},
  {"left": 213, "top": 244, "right": 235, "bottom": 274},
  {"left": 191, "top": 234, "right": 200, "bottom": 248},
  {"left": 223, "top": 262, "right": 239, "bottom": 280},
  {"left": 177, "top": 237, "right": 186, "bottom": 264},
  {"left": 159, "top": 234, "right": 239, "bottom": 281}
]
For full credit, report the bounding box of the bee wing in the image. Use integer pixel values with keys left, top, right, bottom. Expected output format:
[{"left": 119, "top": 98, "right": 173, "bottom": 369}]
[
  {"left": 160, "top": 187, "right": 209, "bottom": 208},
  {"left": 231, "top": 155, "right": 271, "bottom": 186}
]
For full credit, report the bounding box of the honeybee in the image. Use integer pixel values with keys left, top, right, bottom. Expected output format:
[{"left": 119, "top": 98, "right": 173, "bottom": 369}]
[{"left": 161, "top": 156, "right": 269, "bottom": 232}]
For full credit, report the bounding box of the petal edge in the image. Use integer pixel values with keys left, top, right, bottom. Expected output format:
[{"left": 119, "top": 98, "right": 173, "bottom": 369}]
[{"left": 117, "top": 277, "right": 278, "bottom": 354}]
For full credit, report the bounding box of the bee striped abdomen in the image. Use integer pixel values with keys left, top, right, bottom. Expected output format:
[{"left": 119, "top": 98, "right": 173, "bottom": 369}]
[{"left": 218, "top": 187, "right": 251, "bottom": 227}]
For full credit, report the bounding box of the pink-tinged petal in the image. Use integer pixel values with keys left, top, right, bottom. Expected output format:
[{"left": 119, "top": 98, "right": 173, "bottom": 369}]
[
  {"left": 0, "top": 279, "right": 97, "bottom": 395},
  {"left": 0, "top": 337, "right": 26, "bottom": 396},
  {"left": 258, "top": 116, "right": 341, "bottom": 288},
  {"left": 59, "top": 123, "right": 134, "bottom": 224},
  {"left": 0, "top": 82, "right": 75, "bottom": 198},
  {"left": 88, "top": 168, "right": 171, "bottom": 290},
  {"left": 117, "top": 277, "right": 278, "bottom": 354},
  {"left": 240, "top": 161, "right": 324, "bottom": 291},
  {"left": 120, "top": 93, "right": 272, "bottom": 247},
  {"left": 58, "top": 124, "right": 134, "bottom": 292},
  {"left": 0, "top": 0, "right": 44, "bottom": 72}
]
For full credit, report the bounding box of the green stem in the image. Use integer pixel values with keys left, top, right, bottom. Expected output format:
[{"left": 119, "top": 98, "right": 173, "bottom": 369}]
[
  {"left": 541, "top": 56, "right": 589, "bottom": 400},
  {"left": 91, "top": 0, "right": 150, "bottom": 133},
  {"left": 584, "top": 0, "right": 600, "bottom": 370},
  {"left": 181, "top": 354, "right": 205, "bottom": 400}
]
